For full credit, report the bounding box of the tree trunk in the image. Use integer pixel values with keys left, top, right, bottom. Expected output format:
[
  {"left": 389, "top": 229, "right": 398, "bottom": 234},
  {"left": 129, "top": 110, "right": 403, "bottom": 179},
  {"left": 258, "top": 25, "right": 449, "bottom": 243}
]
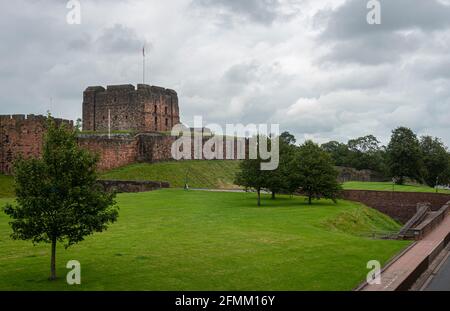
[
  {"left": 49, "top": 237, "right": 57, "bottom": 281},
  {"left": 257, "top": 188, "right": 261, "bottom": 207},
  {"left": 271, "top": 191, "right": 276, "bottom": 200},
  {"left": 308, "top": 195, "right": 312, "bottom": 205}
]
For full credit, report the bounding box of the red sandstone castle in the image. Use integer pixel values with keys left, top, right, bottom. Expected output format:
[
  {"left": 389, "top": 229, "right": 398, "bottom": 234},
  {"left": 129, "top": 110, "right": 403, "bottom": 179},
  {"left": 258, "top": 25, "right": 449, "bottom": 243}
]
[
  {"left": 0, "top": 84, "right": 244, "bottom": 175},
  {"left": 82, "top": 84, "right": 180, "bottom": 133},
  {"left": 0, "top": 84, "right": 181, "bottom": 174}
]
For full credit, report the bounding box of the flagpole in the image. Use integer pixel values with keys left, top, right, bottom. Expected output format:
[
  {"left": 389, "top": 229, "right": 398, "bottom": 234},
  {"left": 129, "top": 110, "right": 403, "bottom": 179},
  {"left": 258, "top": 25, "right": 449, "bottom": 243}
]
[{"left": 142, "top": 45, "right": 145, "bottom": 84}]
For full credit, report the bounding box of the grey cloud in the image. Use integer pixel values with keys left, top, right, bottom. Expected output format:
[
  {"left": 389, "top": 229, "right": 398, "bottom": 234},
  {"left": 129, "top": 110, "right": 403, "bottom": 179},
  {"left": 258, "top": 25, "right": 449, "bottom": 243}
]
[
  {"left": 192, "top": 0, "right": 285, "bottom": 25},
  {"left": 95, "top": 24, "right": 150, "bottom": 54},
  {"left": 318, "top": 0, "right": 450, "bottom": 40},
  {"left": 316, "top": 0, "right": 450, "bottom": 65}
]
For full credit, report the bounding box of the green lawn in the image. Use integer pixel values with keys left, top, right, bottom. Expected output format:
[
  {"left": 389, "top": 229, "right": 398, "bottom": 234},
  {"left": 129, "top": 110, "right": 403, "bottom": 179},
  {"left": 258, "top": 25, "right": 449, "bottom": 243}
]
[
  {"left": 101, "top": 160, "right": 241, "bottom": 189},
  {"left": 0, "top": 174, "right": 14, "bottom": 198},
  {"left": 343, "top": 181, "right": 450, "bottom": 194},
  {"left": 0, "top": 189, "right": 409, "bottom": 291}
]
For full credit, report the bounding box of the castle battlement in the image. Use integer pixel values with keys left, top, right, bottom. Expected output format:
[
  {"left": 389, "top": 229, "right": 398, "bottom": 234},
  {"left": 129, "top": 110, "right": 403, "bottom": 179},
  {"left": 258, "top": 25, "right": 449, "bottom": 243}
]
[
  {"left": 0, "top": 114, "right": 73, "bottom": 126},
  {"left": 82, "top": 84, "right": 180, "bottom": 133}
]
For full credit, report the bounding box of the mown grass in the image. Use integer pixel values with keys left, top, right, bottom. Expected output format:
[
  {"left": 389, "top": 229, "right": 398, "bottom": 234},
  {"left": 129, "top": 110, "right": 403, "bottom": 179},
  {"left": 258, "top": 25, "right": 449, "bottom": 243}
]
[
  {"left": 101, "top": 160, "right": 242, "bottom": 189},
  {"left": 0, "top": 189, "right": 409, "bottom": 291},
  {"left": 0, "top": 174, "right": 14, "bottom": 198},
  {"left": 343, "top": 181, "right": 450, "bottom": 194}
]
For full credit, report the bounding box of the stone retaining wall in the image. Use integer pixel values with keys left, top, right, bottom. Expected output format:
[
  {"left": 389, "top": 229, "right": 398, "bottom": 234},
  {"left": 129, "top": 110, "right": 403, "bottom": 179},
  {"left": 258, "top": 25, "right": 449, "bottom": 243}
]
[
  {"left": 342, "top": 190, "right": 450, "bottom": 223},
  {"left": 97, "top": 180, "right": 170, "bottom": 193}
]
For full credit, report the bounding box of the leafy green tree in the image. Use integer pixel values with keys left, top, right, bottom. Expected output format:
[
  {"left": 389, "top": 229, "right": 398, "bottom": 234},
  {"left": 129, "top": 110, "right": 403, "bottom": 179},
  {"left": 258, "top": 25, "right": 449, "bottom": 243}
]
[
  {"left": 293, "top": 141, "right": 342, "bottom": 205},
  {"left": 420, "top": 136, "right": 450, "bottom": 187},
  {"left": 235, "top": 136, "right": 269, "bottom": 206},
  {"left": 280, "top": 131, "right": 296, "bottom": 146},
  {"left": 347, "top": 135, "right": 387, "bottom": 172},
  {"left": 320, "top": 141, "right": 350, "bottom": 167},
  {"left": 386, "top": 127, "right": 424, "bottom": 185},
  {"left": 3, "top": 118, "right": 118, "bottom": 280},
  {"left": 265, "top": 132, "right": 298, "bottom": 199}
]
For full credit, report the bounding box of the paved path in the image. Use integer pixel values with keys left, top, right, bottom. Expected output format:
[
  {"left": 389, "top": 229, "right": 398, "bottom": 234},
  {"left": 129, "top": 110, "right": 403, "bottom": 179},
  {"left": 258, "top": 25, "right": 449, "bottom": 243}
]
[
  {"left": 361, "top": 214, "right": 450, "bottom": 291},
  {"left": 424, "top": 252, "right": 450, "bottom": 291}
]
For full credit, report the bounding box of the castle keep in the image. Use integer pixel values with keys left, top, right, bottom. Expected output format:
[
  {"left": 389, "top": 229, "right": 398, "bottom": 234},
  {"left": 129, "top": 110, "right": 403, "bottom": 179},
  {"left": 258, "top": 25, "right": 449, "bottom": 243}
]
[{"left": 83, "top": 84, "right": 180, "bottom": 132}]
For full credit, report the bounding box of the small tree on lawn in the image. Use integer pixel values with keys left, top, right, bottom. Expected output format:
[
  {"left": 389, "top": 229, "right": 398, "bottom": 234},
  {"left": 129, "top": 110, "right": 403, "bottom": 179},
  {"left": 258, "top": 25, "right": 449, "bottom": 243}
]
[
  {"left": 420, "top": 136, "right": 450, "bottom": 187},
  {"left": 293, "top": 140, "right": 342, "bottom": 205},
  {"left": 3, "top": 118, "right": 118, "bottom": 280},
  {"left": 386, "top": 127, "right": 424, "bottom": 185},
  {"left": 266, "top": 132, "right": 299, "bottom": 198},
  {"left": 235, "top": 136, "right": 269, "bottom": 206}
]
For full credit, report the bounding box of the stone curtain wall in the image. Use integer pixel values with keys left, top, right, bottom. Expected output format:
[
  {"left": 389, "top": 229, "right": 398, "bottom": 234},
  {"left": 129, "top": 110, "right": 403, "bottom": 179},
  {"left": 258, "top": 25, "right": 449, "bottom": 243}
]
[
  {"left": 342, "top": 190, "right": 450, "bottom": 223},
  {"left": 0, "top": 115, "right": 73, "bottom": 174},
  {"left": 81, "top": 134, "right": 248, "bottom": 172},
  {"left": 82, "top": 84, "right": 180, "bottom": 133},
  {"left": 77, "top": 135, "right": 139, "bottom": 171}
]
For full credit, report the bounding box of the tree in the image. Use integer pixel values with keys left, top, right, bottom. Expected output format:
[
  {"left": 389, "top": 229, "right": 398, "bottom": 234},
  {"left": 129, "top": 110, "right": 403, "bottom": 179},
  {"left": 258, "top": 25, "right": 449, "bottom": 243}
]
[
  {"left": 235, "top": 136, "right": 269, "bottom": 206},
  {"left": 320, "top": 141, "right": 350, "bottom": 167},
  {"left": 386, "top": 127, "right": 424, "bottom": 185},
  {"left": 293, "top": 141, "right": 342, "bottom": 205},
  {"left": 265, "top": 132, "right": 298, "bottom": 199},
  {"left": 347, "top": 135, "right": 387, "bottom": 172},
  {"left": 3, "top": 118, "right": 118, "bottom": 280},
  {"left": 280, "top": 131, "right": 296, "bottom": 145},
  {"left": 420, "top": 136, "right": 450, "bottom": 187}
]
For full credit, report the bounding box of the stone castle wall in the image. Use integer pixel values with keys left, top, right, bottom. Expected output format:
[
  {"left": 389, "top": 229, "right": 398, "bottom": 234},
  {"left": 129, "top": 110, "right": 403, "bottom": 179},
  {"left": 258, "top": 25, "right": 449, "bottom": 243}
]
[
  {"left": 78, "top": 134, "right": 248, "bottom": 173},
  {"left": 0, "top": 115, "right": 73, "bottom": 174},
  {"left": 82, "top": 84, "right": 180, "bottom": 133},
  {"left": 77, "top": 135, "right": 139, "bottom": 171}
]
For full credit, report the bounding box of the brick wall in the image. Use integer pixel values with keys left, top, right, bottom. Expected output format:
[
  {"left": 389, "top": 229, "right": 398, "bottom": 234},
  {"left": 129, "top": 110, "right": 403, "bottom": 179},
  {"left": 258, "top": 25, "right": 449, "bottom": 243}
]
[
  {"left": 342, "top": 190, "right": 450, "bottom": 223},
  {"left": 0, "top": 115, "right": 73, "bottom": 174},
  {"left": 77, "top": 135, "right": 138, "bottom": 171}
]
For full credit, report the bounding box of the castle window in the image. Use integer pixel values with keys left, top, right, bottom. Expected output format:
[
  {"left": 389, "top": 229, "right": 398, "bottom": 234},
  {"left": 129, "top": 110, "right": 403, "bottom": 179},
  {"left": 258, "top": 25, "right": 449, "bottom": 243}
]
[
  {"left": 154, "top": 105, "right": 157, "bottom": 113},
  {"left": 165, "top": 118, "right": 169, "bottom": 126},
  {"left": 165, "top": 107, "right": 168, "bottom": 115}
]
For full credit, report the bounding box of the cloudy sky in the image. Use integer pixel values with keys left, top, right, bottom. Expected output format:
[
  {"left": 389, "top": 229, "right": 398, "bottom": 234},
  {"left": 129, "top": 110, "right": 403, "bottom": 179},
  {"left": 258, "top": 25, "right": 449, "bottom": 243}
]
[{"left": 1, "top": 0, "right": 450, "bottom": 145}]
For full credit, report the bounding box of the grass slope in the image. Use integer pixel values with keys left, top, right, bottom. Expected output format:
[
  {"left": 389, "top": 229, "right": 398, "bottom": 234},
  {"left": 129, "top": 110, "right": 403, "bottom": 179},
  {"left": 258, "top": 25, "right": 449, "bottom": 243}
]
[
  {"left": 101, "top": 160, "right": 241, "bottom": 189},
  {"left": 343, "top": 181, "right": 450, "bottom": 194},
  {"left": 0, "top": 190, "right": 409, "bottom": 291},
  {"left": 0, "top": 174, "right": 14, "bottom": 198}
]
